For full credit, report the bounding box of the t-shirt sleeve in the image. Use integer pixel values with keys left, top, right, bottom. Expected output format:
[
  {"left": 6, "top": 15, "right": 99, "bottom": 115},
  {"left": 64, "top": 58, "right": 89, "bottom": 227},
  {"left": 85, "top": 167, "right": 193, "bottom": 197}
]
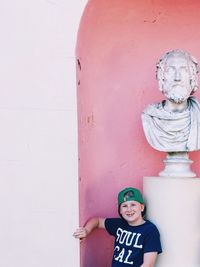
[
  {"left": 143, "top": 225, "right": 162, "bottom": 254},
  {"left": 104, "top": 218, "right": 122, "bottom": 236}
]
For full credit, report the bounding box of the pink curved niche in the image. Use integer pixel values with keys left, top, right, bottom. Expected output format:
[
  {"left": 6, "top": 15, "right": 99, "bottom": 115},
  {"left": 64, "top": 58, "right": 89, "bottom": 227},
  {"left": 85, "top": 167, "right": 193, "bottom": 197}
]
[{"left": 76, "top": 1, "right": 200, "bottom": 266}]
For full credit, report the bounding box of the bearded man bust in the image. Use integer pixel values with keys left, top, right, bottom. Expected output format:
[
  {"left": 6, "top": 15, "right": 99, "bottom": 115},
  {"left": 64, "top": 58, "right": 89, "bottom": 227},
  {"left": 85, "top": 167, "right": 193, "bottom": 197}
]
[{"left": 142, "top": 49, "right": 200, "bottom": 153}]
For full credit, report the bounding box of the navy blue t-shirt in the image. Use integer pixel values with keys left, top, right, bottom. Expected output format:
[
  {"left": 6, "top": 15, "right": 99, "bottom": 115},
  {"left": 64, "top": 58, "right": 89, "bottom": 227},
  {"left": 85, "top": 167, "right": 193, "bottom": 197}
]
[{"left": 105, "top": 218, "right": 162, "bottom": 267}]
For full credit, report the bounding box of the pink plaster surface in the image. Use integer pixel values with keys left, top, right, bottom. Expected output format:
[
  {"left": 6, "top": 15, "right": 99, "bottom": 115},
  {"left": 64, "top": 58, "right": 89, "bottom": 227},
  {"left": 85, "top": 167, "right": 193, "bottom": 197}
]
[{"left": 76, "top": 1, "right": 200, "bottom": 266}]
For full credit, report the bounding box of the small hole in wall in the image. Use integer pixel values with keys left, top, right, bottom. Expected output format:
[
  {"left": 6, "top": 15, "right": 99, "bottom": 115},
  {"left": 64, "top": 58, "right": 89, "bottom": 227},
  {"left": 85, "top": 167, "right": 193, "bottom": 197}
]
[{"left": 77, "top": 58, "right": 81, "bottom": 71}]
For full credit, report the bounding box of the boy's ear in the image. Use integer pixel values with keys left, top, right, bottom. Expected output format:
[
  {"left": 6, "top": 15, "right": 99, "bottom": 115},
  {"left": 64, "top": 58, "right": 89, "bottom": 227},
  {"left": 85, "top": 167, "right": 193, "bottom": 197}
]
[
  {"left": 141, "top": 204, "right": 145, "bottom": 212},
  {"left": 118, "top": 206, "right": 122, "bottom": 216}
]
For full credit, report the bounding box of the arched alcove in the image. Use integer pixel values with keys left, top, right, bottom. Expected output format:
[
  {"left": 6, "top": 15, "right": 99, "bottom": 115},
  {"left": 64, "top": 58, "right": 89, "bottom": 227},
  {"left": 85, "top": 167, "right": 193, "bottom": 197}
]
[{"left": 77, "top": 1, "right": 200, "bottom": 266}]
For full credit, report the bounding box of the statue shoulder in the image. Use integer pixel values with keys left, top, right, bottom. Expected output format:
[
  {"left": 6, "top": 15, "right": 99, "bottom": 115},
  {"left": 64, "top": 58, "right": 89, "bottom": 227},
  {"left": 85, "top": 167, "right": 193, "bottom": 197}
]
[
  {"left": 189, "top": 96, "right": 200, "bottom": 105},
  {"left": 142, "top": 101, "right": 163, "bottom": 116}
]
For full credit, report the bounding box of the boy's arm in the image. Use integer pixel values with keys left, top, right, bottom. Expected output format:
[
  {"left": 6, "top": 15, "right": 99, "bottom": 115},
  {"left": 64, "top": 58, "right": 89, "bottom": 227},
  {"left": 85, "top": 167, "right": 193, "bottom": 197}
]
[
  {"left": 140, "top": 252, "right": 158, "bottom": 267},
  {"left": 73, "top": 217, "right": 106, "bottom": 240}
]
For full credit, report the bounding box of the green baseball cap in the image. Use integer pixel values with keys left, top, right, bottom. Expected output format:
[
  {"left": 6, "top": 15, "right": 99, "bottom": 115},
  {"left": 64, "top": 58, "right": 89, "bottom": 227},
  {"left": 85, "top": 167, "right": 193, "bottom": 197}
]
[{"left": 118, "top": 187, "right": 145, "bottom": 207}]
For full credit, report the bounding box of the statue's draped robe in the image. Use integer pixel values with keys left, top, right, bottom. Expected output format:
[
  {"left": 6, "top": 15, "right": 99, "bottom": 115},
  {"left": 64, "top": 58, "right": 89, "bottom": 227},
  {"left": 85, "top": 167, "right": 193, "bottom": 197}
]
[{"left": 142, "top": 97, "right": 200, "bottom": 152}]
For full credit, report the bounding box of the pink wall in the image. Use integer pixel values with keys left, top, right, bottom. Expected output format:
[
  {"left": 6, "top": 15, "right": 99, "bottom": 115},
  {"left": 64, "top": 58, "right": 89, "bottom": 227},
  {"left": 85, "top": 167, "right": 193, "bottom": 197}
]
[{"left": 76, "top": 1, "right": 200, "bottom": 266}]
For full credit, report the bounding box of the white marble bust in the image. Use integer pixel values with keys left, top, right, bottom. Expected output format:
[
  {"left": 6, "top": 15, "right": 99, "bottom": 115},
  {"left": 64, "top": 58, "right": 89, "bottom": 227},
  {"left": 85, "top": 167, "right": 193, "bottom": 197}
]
[{"left": 142, "top": 50, "right": 200, "bottom": 152}]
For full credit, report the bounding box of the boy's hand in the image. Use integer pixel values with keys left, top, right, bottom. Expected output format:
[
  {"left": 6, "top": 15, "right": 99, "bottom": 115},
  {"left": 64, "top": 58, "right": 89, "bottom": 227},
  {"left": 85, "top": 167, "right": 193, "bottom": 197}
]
[
  {"left": 73, "top": 227, "right": 88, "bottom": 241},
  {"left": 73, "top": 217, "right": 105, "bottom": 242}
]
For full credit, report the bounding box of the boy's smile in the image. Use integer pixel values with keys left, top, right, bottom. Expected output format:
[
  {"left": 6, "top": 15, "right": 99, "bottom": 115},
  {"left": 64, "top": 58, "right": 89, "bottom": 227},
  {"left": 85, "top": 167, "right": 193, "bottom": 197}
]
[{"left": 119, "top": 200, "right": 145, "bottom": 226}]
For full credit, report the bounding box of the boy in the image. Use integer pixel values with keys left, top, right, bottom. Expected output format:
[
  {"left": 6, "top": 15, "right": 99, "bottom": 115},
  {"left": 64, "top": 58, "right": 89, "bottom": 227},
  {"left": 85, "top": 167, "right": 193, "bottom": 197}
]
[{"left": 73, "top": 187, "right": 162, "bottom": 267}]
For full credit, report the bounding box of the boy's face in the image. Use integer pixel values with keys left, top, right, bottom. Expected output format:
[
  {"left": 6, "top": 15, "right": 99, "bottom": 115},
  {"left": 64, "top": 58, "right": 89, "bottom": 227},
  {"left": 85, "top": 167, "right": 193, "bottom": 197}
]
[{"left": 119, "top": 200, "right": 144, "bottom": 226}]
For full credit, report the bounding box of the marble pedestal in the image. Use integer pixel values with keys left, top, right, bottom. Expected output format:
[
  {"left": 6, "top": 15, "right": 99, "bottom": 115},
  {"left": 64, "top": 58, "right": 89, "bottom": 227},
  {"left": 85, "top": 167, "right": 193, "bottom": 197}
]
[{"left": 143, "top": 176, "right": 200, "bottom": 267}]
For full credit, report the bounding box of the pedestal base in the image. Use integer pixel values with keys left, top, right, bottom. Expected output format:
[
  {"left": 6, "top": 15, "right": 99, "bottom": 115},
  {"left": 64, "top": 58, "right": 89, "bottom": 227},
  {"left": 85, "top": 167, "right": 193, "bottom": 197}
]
[
  {"left": 159, "top": 152, "right": 196, "bottom": 178},
  {"left": 143, "top": 176, "right": 200, "bottom": 267}
]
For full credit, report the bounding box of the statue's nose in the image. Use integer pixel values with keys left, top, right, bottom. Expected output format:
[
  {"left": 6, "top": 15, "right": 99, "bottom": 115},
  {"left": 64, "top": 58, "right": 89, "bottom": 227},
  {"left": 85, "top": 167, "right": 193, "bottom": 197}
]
[{"left": 174, "top": 70, "right": 181, "bottom": 81}]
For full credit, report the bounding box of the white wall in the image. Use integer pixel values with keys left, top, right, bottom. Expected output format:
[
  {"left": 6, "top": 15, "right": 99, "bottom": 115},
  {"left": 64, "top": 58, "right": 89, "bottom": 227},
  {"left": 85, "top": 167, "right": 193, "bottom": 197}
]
[{"left": 0, "top": 1, "right": 86, "bottom": 266}]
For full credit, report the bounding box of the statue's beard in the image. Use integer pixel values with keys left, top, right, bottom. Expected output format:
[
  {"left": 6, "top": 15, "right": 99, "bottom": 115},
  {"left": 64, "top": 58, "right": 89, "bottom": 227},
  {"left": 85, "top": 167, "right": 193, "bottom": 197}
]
[{"left": 163, "top": 84, "right": 191, "bottom": 104}]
